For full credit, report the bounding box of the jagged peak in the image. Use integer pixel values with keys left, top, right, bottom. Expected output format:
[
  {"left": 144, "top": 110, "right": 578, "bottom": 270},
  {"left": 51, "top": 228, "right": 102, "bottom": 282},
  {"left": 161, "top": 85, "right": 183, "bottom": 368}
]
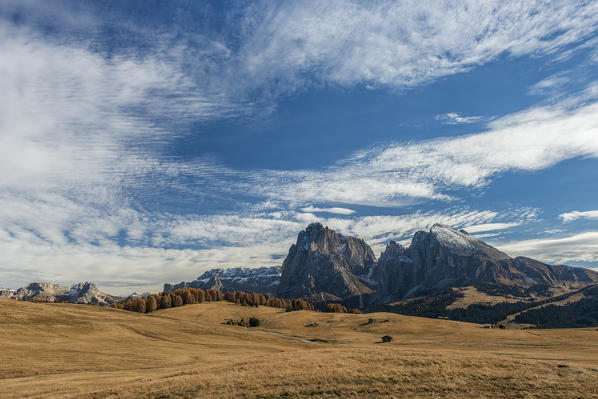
[
  {"left": 380, "top": 240, "right": 408, "bottom": 262},
  {"left": 297, "top": 222, "right": 345, "bottom": 250},
  {"left": 305, "top": 222, "right": 325, "bottom": 232},
  {"left": 70, "top": 281, "right": 95, "bottom": 289}
]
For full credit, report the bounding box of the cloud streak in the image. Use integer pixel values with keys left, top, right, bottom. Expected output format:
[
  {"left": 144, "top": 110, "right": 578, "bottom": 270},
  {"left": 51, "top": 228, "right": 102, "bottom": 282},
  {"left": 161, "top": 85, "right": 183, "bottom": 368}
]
[
  {"left": 239, "top": 1, "right": 598, "bottom": 93},
  {"left": 300, "top": 206, "right": 356, "bottom": 215},
  {"left": 243, "top": 100, "right": 598, "bottom": 206},
  {"left": 498, "top": 231, "right": 598, "bottom": 265},
  {"left": 435, "top": 112, "right": 483, "bottom": 125},
  {"left": 560, "top": 210, "right": 598, "bottom": 222}
]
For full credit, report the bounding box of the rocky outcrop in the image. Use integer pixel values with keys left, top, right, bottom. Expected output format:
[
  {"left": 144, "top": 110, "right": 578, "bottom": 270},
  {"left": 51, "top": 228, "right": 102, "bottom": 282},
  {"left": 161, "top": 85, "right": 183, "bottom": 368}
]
[
  {"left": 5, "top": 282, "right": 119, "bottom": 306},
  {"left": 372, "top": 224, "right": 598, "bottom": 302},
  {"left": 164, "top": 266, "right": 281, "bottom": 294},
  {"left": 67, "top": 282, "right": 120, "bottom": 306},
  {"left": 278, "top": 223, "right": 376, "bottom": 300},
  {"left": 0, "top": 288, "right": 16, "bottom": 297}
]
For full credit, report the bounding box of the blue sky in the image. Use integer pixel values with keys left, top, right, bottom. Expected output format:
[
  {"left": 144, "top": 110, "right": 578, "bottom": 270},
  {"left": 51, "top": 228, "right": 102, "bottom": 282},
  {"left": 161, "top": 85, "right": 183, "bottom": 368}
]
[{"left": 2, "top": 1, "right": 598, "bottom": 294}]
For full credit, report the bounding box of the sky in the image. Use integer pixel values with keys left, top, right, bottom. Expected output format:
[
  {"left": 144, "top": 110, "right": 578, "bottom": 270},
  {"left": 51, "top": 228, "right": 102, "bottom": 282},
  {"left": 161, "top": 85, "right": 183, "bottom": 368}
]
[{"left": 1, "top": 1, "right": 598, "bottom": 295}]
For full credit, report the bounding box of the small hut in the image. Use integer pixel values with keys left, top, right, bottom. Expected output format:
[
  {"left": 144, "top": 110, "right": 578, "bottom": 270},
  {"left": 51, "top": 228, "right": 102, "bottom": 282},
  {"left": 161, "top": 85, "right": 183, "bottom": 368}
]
[{"left": 382, "top": 335, "right": 393, "bottom": 343}]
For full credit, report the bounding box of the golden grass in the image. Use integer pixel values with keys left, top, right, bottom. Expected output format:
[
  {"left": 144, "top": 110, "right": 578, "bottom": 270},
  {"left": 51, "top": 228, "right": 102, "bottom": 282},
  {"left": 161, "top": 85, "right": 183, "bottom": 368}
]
[
  {"left": 446, "top": 286, "right": 526, "bottom": 309},
  {"left": 1, "top": 298, "right": 598, "bottom": 398}
]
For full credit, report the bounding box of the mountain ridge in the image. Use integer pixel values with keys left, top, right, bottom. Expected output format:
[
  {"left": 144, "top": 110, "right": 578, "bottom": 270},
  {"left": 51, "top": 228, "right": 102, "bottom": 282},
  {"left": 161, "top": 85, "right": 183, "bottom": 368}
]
[
  {"left": 1, "top": 282, "right": 120, "bottom": 306},
  {"left": 163, "top": 223, "right": 598, "bottom": 307},
  {"left": 164, "top": 266, "right": 282, "bottom": 294}
]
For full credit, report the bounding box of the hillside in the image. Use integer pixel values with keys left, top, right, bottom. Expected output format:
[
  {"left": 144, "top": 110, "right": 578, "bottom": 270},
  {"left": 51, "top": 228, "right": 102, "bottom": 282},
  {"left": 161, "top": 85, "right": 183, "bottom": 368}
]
[{"left": 2, "top": 298, "right": 598, "bottom": 398}]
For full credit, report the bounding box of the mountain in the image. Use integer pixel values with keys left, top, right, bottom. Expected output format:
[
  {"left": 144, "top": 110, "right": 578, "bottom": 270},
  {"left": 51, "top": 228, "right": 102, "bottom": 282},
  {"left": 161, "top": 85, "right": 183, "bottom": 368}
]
[
  {"left": 159, "top": 222, "right": 598, "bottom": 313},
  {"left": 4, "top": 282, "right": 119, "bottom": 306},
  {"left": 371, "top": 224, "right": 598, "bottom": 302},
  {"left": 277, "top": 222, "right": 376, "bottom": 301},
  {"left": 164, "top": 266, "right": 281, "bottom": 294}
]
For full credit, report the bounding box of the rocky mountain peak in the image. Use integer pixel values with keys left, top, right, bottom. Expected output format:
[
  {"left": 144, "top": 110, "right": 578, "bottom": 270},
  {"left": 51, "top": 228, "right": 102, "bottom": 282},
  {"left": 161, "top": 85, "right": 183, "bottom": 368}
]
[
  {"left": 278, "top": 223, "right": 376, "bottom": 300},
  {"left": 380, "top": 240, "right": 407, "bottom": 262},
  {"left": 372, "top": 223, "right": 597, "bottom": 302},
  {"left": 6, "top": 282, "right": 118, "bottom": 306},
  {"left": 410, "top": 224, "right": 510, "bottom": 260},
  {"left": 297, "top": 223, "right": 376, "bottom": 269}
]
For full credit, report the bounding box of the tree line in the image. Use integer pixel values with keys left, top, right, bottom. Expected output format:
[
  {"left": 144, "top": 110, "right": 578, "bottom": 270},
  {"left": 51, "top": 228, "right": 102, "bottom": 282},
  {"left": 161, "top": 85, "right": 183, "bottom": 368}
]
[
  {"left": 514, "top": 295, "right": 598, "bottom": 328},
  {"left": 113, "top": 287, "right": 360, "bottom": 314}
]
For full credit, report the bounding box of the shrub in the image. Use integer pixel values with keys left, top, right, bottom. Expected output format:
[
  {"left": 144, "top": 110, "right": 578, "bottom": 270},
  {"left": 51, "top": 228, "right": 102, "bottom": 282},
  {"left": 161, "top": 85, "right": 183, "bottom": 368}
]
[{"left": 249, "top": 317, "right": 260, "bottom": 327}]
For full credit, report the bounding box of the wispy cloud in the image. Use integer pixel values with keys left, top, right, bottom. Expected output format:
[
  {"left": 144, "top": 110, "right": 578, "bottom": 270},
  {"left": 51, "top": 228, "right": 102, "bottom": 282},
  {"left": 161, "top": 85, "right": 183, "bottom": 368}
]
[
  {"left": 435, "top": 112, "right": 483, "bottom": 125},
  {"left": 528, "top": 75, "right": 572, "bottom": 96},
  {"left": 243, "top": 100, "right": 598, "bottom": 206},
  {"left": 300, "top": 206, "right": 356, "bottom": 215},
  {"left": 238, "top": 1, "right": 598, "bottom": 93},
  {"left": 560, "top": 210, "right": 598, "bottom": 222},
  {"left": 463, "top": 223, "right": 521, "bottom": 234},
  {"left": 498, "top": 231, "right": 598, "bottom": 265}
]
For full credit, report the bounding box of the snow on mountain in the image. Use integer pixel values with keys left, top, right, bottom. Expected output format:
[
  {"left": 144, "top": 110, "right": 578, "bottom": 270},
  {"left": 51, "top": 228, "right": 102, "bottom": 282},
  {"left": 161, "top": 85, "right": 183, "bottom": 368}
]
[{"left": 164, "top": 266, "right": 282, "bottom": 294}]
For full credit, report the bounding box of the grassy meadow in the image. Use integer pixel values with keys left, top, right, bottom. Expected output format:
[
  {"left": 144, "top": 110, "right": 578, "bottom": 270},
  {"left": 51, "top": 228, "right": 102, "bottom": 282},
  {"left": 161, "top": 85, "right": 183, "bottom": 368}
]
[{"left": 1, "top": 297, "right": 598, "bottom": 398}]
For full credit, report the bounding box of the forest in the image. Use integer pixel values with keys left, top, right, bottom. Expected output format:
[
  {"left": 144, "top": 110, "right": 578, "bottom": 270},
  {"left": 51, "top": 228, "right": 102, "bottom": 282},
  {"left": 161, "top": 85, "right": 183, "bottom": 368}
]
[{"left": 114, "top": 287, "right": 361, "bottom": 314}]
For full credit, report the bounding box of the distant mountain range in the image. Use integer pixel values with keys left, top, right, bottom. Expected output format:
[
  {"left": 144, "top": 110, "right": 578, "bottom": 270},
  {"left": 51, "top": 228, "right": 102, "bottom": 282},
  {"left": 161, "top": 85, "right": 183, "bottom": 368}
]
[
  {"left": 164, "top": 266, "right": 282, "bottom": 293},
  {"left": 0, "top": 282, "right": 119, "bottom": 306},
  {"left": 166, "top": 223, "right": 598, "bottom": 307}
]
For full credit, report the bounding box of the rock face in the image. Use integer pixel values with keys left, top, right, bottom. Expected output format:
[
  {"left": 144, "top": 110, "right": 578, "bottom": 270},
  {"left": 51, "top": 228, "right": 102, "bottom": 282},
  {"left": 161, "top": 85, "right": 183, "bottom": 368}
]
[
  {"left": 372, "top": 224, "right": 598, "bottom": 302},
  {"left": 0, "top": 288, "right": 16, "bottom": 297},
  {"left": 67, "top": 282, "right": 120, "bottom": 305},
  {"left": 278, "top": 223, "right": 376, "bottom": 300},
  {"left": 164, "top": 266, "right": 281, "bottom": 294},
  {"left": 5, "top": 282, "right": 119, "bottom": 306}
]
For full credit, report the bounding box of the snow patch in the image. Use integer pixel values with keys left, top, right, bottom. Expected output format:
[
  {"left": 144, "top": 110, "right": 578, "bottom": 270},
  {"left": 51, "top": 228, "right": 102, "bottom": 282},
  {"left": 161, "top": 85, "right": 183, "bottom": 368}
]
[{"left": 431, "top": 224, "right": 476, "bottom": 251}]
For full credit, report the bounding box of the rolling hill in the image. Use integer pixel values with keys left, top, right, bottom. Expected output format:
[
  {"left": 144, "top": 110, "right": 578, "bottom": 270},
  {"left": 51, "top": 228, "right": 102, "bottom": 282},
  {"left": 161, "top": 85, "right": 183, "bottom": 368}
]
[{"left": 2, "top": 297, "right": 598, "bottom": 398}]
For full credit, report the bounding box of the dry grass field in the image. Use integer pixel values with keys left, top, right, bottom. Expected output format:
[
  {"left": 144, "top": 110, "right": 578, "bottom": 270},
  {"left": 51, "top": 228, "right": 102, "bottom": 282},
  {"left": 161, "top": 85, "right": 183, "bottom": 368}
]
[{"left": 2, "top": 297, "right": 598, "bottom": 398}]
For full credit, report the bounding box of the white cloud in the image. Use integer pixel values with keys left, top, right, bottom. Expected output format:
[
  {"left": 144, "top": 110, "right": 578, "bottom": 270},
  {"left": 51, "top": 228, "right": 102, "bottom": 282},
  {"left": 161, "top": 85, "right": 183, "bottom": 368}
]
[
  {"left": 300, "top": 206, "right": 356, "bottom": 215},
  {"left": 560, "top": 210, "right": 598, "bottom": 222},
  {"left": 244, "top": 100, "right": 598, "bottom": 206},
  {"left": 463, "top": 223, "right": 520, "bottom": 234},
  {"left": 528, "top": 75, "right": 571, "bottom": 96},
  {"left": 472, "top": 233, "right": 501, "bottom": 239},
  {"left": 435, "top": 112, "right": 483, "bottom": 125},
  {"left": 497, "top": 231, "right": 598, "bottom": 265},
  {"left": 239, "top": 1, "right": 598, "bottom": 92},
  {"left": 0, "top": 25, "right": 227, "bottom": 196}
]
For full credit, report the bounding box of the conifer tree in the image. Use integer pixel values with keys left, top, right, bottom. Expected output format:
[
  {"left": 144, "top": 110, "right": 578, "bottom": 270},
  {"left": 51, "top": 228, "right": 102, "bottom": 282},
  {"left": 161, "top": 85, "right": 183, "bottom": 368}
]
[
  {"left": 147, "top": 295, "right": 158, "bottom": 312},
  {"left": 160, "top": 294, "right": 171, "bottom": 309},
  {"left": 136, "top": 297, "right": 147, "bottom": 313},
  {"left": 182, "top": 290, "right": 195, "bottom": 305},
  {"left": 173, "top": 295, "right": 184, "bottom": 307}
]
